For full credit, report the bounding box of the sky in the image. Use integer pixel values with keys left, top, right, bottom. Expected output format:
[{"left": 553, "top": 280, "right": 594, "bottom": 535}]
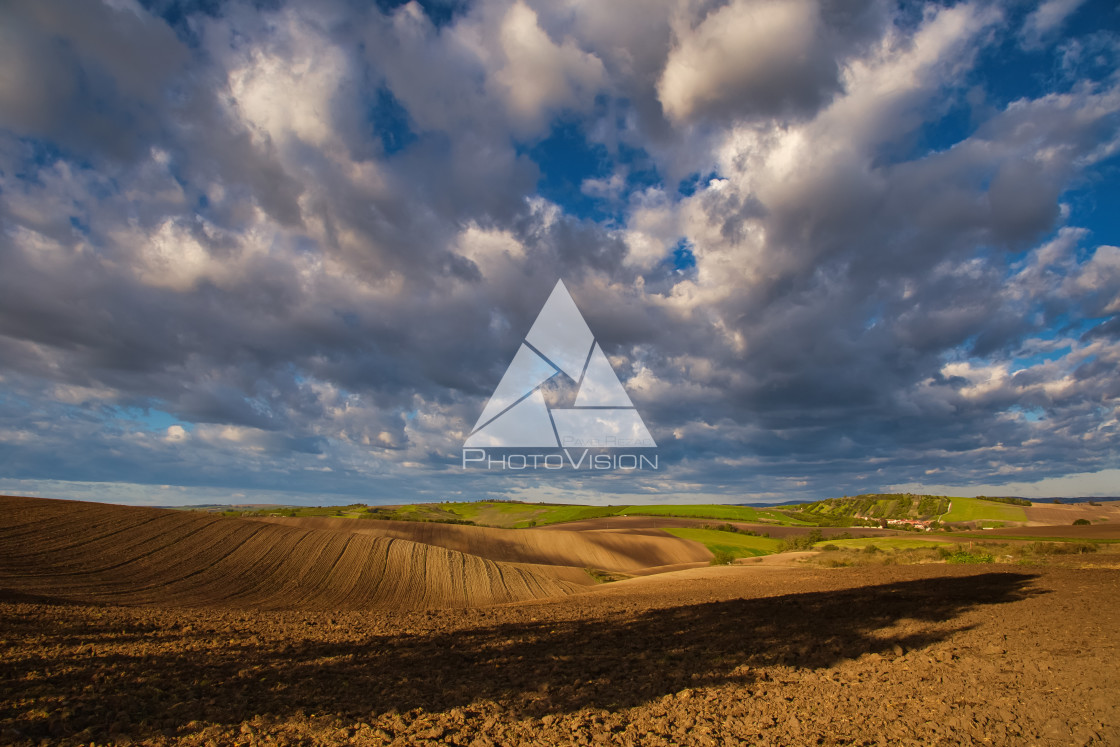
[{"left": 0, "top": 0, "right": 1118, "bottom": 506}]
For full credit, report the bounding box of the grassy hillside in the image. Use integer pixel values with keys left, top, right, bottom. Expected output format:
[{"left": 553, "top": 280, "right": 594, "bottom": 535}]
[
  {"left": 662, "top": 528, "right": 784, "bottom": 558},
  {"left": 941, "top": 497, "right": 1028, "bottom": 523},
  {"left": 233, "top": 501, "right": 813, "bottom": 528},
  {"left": 224, "top": 495, "right": 1034, "bottom": 530},
  {"left": 786, "top": 494, "right": 952, "bottom": 525},
  {"left": 442, "top": 502, "right": 620, "bottom": 528},
  {"left": 620, "top": 504, "right": 812, "bottom": 525}
]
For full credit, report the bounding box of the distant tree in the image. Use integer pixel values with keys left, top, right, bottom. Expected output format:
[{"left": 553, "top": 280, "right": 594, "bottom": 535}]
[
  {"left": 1073, "top": 518, "right": 1091, "bottom": 525},
  {"left": 710, "top": 550, "right": 735, "bottom": 566}
]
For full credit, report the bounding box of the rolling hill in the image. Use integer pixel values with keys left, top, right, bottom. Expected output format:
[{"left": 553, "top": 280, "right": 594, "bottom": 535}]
[
  {"left": 0, "top": 496, "right": 591, "bottom": 610},
  {"left": 250, "top": 515, "right": 710, "bottom": 573}
]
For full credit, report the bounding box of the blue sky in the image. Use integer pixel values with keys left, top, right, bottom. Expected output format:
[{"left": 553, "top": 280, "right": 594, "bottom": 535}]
[{"left": 0, "top": 0, "right": 1118, "bottom": 506}]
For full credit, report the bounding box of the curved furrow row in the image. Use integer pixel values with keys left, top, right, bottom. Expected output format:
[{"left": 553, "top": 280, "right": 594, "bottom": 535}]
[
  {"left": 0, "top": 496, "right": 585, "bottom": 610},
  {"left": 253, "top": 516, "right": 712, "bottom": 572}
]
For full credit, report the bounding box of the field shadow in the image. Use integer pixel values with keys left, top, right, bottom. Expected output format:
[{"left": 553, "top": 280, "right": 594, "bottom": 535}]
[{"left": 1, "top": 572, "right": 1042, "bottom": 742}]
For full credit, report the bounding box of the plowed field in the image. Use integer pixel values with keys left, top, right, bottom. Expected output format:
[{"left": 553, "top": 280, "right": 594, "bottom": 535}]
[
  {"left": 2, "top": 496, "right": 1118, "bottom": 747},
  {"left": 0, "top": 497, "right": 586, "bottom": 610},
  {"left": 252, "top": 516, "right": 711, "bottom": 572},
  {"left": 1023, "top": 501, "right": 1120, "bottom": 527}
]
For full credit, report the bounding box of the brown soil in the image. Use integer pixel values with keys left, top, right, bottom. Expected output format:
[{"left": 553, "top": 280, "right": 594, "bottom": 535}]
[
  {"left": 0, "top": 496, "right": 586, "bottom": 610},
  {"left": 955, "top": 523, "right": 1120, "bottom": 540},
  {"left": 251, "top": 516, "right": 711, "bottom": 572},
  {"left": 2, "top": 497, "right": 1118, "bottom": 746},
  {"left": 1023, "top": 501, "right": 1120, "bottom": 528}
]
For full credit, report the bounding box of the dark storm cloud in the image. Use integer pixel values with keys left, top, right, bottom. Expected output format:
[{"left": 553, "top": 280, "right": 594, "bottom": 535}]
[{"left": 0, "top": 0, "right": 188, "bottom": 161}]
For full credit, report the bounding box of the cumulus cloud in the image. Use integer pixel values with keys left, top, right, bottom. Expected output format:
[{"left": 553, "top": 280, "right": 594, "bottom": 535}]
[
  {"left": 489, "top": 1, "right": 605, "bottom": 133},
  {"left": 0, "top": 0, "right": 1118, "bottom": 504},
  {"left": 658, "top": 0, "right": 886, "bottom": 124}
]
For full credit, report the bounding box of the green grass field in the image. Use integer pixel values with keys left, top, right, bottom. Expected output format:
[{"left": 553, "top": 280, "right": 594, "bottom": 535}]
[
  {"left": 663, "top": 528, "right": 784, "bottom": 557},
  {"left": 441, "top": 502, "right": 812, "bottom": 528},
  {"left": 362, "top": 502, "right": 815, "bottom": 528},
  {"left": 239, "top": 497, "right": 1030, "bottom": 531},
  {"left": 442, "top": 502, "right": 621, "bottom": 528},
  {"left": 239, "top": 501, "right": 813, "bottom": 528},
  {"left": 621, "top": 504, "right": 812, "bottom": 525},
  {"left": 941, "top": 497, "right": 1028, "bottom": 523}
]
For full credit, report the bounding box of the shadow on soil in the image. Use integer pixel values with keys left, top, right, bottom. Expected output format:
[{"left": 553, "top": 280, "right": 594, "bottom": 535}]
[{"left": 1, "top": 572, "right": 1042, "bottom": 742}]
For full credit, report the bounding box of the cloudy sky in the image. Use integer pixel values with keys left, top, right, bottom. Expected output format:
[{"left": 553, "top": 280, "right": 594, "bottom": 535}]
[{"left": 1, "top": 0, "right": 1118, "bottom": 506}]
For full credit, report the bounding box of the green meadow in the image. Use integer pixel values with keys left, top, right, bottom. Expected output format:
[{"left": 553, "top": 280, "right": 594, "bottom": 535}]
[
  {"left": 662, "top": 527, "right": 785, "bottom": 557},
  {"left": 940, "top": 497, "right": 1028, "bottom": 523}
]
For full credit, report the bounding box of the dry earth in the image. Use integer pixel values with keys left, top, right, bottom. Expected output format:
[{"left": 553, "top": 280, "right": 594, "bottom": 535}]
[
  {"left": 250, "top": 516, "right": 711, "bottom": 573},
  {"left": 2, "top": 497, "right": 1118, "bottom": 746},
  {"left": 1023, "top": 502, "right": 1120, "bottom": 526},
  {"left": 957, "top": 523, "right": 1120, "bottom": 540},
  {"left": 0, "top": 497, "right": 588, "bottom": 609}
]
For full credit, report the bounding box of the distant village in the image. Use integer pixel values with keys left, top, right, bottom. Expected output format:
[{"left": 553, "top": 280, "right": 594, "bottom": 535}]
[{"left": 853, "top": 515, "right": 937, "bottom": 531}]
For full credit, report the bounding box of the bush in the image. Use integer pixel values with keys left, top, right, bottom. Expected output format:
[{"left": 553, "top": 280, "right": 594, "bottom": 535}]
[
  {"left": 942, "top": 547, "right": 994, "bottom": 564},
  {"left": 710, "top": 549, "right": 736, "bottom": 566},
  {"left": 1073, "top": 518, "right": 1091, "bottom": 525},
  {"left": 821, "top": 544, "right": 840, "bottom": 552},
  {"left": 863, "top": 544, "right": 882, "bottom": 554}
]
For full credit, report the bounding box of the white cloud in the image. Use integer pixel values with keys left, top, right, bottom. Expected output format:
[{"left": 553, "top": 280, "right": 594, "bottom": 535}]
[
  {"left": 489, "top": 1, "right": 605, "bottom": 133},
  {"left": 1021, "top": 0, "right": 1087, "bottom": 48},
  {"left": 659, "top": 0, "right": 823, "bottom": 123},
  {"left": 223, "top": 9, "right": 351, "bottom": 148},
  {"left": 1, "top": 0, "right": 1119, "bottom": 507},
  {"left": 892, "top": 468, "right": 1120, "bottom": 498}
]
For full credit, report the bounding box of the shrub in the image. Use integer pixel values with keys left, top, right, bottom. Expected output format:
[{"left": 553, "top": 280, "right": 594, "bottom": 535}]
[
  {"left": 778, "top": 530, "right": 824, "bottom": 552},
  {"left": 944, "top": 549, "right": 994, "bottom": 564},
  {"left": 1073, "top": 518, "right": 1091, "bottom": 525},
  {"left": 863, "top": 544, "right": 882, "bottom": 554},
  {"left": 710, "top": 549, "right": 736, "bottom": 566},
  {"left": 821, "top": 544, "right": 840, "bottom": 552}
]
